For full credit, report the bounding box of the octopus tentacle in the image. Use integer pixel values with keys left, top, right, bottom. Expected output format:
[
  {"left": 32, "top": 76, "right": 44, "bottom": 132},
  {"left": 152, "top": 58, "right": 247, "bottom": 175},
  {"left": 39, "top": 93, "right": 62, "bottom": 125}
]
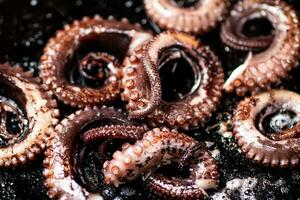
[
  {"left": 144, "top": 0, "right": 230, "bottom": 34},
  {"left": 40, "top": 15, "right": 152, "bottom": 107},
  {"left": 178, "top": 142, "right": 205, "bottom": 170},
  {"left": 221, "top": 0, "right": 300, "bottom": 96},
  {"left": 103, "top": 127, "right": 219, "bottom": 199},
  {"left": 43, "top": 106, "right": 145, "bottom": 199},
  {"left": 127, "top": 45, "right": 162, "bottom": 119},
  {"left": 233, "top": 90, "right": 300, "bottom": 168},
  {"left": 146, "top": 151, "right": 218, "bottom": 200},
  {"left": 220, "top": 0, "right": 275, "bottom": 51},
  {"left": 122, "top": 31, "right": 224, "bottom": 129},
  {"left": 0, "top": 64, "right": 59, "bottom": 167},
  {"left": 82, "top": 124, "right": 148, "bottom": 164},
  {"left": 269, "top": 129, "right": 300, "bottom": 141},
  {"left": 103, "top": 127, "right": 196, "bottom": 186},
  {"left": 82, "top": 124, "right": 148, "bottom": 144},
  {"left": 146, "top": 175, "right": 207, "bottom": 200}
]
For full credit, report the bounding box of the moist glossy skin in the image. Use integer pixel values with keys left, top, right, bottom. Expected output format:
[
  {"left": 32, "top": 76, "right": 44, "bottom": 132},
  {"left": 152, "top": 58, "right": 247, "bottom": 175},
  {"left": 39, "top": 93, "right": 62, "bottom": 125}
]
[
  {"left": 122, "top": 31, "right": 224, "bottom": 130},
  {"left": 80, "top": 112, "right": 219, "bottom": 200},
  {"left": 144, "top": 0, "right": 230, "bottom": 34},
  {"left": 40, "top": 16, "right": 153, "bottom": 107},
  {"left": 1, "top": 0, "right": 300, "bottom": 199},
  {"left": 144, "top": 150, "right": 219, "bottom": 200},
  {"left": 82, "top": 124, "right": 148, "bottom": 145},
  {"left": 103, "top": 127, "right": 219, "bottom": 200},
  {"left": 0, "top": 64, "right": 59, "bottom": 167},
  {"left": 221, "top": 0, "right": 300, "bottom": 96},
  {"left": 44, "top": 107, "right": 139, "bottom": 200},
  {"left": 44, "top": 106, "right": 219, "bottom": 200},
  {"left": 233, "top": 90, "right": 300, "bottom": 168}
]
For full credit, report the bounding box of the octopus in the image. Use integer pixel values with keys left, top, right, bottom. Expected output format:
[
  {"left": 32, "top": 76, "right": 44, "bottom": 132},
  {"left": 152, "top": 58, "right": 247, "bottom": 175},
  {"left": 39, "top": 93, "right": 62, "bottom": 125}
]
[
  {"left": 121, "top": 31, "right": 224, "bottom": 130},
  {"left": 40, "top": 15, "right": 153, "bottom": 107},
  {"left": 233, "top": 90, "right": 300, "bottom": 168},
  {"left": 44, "top": 105, "right": 218, "bottom": 199},
  {"left": 221, "top": 0, "right": 300, "bottom": 96},
  {"left": 0, "top": 64, "right": 59, "bottom": 167},
  {"left": 43, "top": 106, "right": 147, "bottom": 199},
  {"left": 144, "top": 0, "right": 230, "bottom": 34},
  {"left": 103, "top": 127, "right": 219, "bottom": 200}
]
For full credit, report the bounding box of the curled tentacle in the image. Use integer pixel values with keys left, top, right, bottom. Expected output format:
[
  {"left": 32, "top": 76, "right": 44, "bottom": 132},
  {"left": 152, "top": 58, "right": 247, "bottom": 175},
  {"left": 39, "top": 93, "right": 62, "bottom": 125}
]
[
  {"left": 103, "top": 127, "right": 219, "bottom": 199},
  {"left": 43, "top": 107, "right": 146, "bottom": 199},
  {"left": 146, "top": 151, "right": 218, "bottom": 200},
  {"left": 144, "top": 0, "right": 230, "bottom": 34},
  {"left": 0, "top": 64, "right": 59, "bottom": 167},
  {"left": 82, "top": 124, "right": 148, "bottom": 145},
  {"left": 127, "top": 51, "right": 162, "bottom": 119},
  {"left": 122, "top": 31, "right": 224, "bottom": 130},
  {"left": 221, "top": 0, "right": 300, "bottom": 96},
  {"left": 220, "top": 1, "right": 275, "bottom": 51},
  {"left": 40, "top": 16, "right": 153, "bottom": 107},
  {"left": 233, "top": 90, "right": 300, "bottom": 168},
  {"left": 178, "top": 142, "right": 205, "bottom": 170}
]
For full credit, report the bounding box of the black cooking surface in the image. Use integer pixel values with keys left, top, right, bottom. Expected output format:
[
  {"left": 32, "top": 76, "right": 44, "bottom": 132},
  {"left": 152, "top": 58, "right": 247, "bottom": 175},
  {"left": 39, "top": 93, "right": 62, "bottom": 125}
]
[{"left": 1, "top": 0, "right": 300, "bottom": 199}]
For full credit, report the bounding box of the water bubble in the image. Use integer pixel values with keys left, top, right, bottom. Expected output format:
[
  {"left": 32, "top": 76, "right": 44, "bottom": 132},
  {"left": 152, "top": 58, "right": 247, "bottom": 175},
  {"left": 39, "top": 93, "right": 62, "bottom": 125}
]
[
  {"left": 46, "top": 13, "right": 52, "bottom": 19},
  {"left": 125, "top": 1, "right": 133, "bottom": 8},
  {"left": 135, "top": 6, "right": 143, "bottom": 13},
  {"left": 224, "top": 46, "right": 230, "bottom": 52},
  {"left": 75, "top": 0, "right": 82, "bottom": 6},
  {"left": 30, "top": 0, "right": 38, "bottom": 6},
  {"left": 25, "top": 41, "right": 31, "bottom": 47}
]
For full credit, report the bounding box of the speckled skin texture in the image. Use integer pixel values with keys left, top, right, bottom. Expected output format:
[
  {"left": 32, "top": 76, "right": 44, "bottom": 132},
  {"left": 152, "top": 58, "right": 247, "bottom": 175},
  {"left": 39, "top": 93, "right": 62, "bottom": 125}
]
[
  {"left": 144, "top": 0, "right": 230, "bottom": 34},
  {"left": 221, "top": 0, "right": 300, "bottom": 96},
  {"left": 40, "top": 16, "right": 152, "bottom": 107},
  {"left": 0, "top": 64, "right": 59, "bottom": 167},
  {"left": 122, "top": 31, "right": 224, "bottom": 130},
  {"left": 1, "top": 0, "right": 300, "bottom": 200},
  {"left": 233, "top": 90, "right": 300, "bottom": 168},
  {"left": 103, "top": 127, "right": 219, "bottom": 199},
  {"left": 43, "top": 107, "right": 145, "bottom": 200}
]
